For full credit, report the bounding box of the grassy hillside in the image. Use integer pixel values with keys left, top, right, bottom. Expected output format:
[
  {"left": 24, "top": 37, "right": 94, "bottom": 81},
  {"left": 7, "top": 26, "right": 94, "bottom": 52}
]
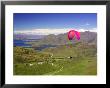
[{"left": 13, "top": 42, "right": 97, "bottom": 75}]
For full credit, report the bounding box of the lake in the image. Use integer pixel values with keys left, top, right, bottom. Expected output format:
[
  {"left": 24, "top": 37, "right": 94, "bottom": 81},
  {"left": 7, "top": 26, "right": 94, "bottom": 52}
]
[
  {"left": 14, "top": 39, "right": 32, "bottom": 47},
  {"left": 14, "top": 39, "right": 57, "bottom": 51}
]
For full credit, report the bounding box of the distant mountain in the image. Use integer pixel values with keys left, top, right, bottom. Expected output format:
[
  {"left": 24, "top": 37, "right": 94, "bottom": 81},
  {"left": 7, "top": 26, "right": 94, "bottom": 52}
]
[
  {"left": 14, "top": 31, "right": 97, "bottom": 47},
  {"left": 31, "top": 31, "right": 97, "bottom": 46},
  {"left": 14, "top": 34, "right": 45, "bottom": 40},
  {"left": 80, "top": 31, "right": 97, "bottom": 44}
]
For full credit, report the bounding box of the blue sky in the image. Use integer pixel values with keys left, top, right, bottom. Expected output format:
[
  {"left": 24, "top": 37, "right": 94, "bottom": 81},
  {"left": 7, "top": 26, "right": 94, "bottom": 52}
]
[
  {"left": 14, "top": 13, "right": 97, "bottom": 35},
  {"left": 14, "top": 13, "right": 97, "bottom": 30}
]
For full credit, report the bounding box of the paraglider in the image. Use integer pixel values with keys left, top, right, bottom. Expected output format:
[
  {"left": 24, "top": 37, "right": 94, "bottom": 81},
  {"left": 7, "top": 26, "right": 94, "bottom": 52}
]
[{"left": 68, "top": 30, "right": 80, "bottom": 44}]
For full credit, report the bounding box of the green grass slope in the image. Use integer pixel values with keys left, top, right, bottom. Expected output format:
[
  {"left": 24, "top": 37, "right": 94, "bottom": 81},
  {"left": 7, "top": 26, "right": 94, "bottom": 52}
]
[{"left": 13, "top": 43, "right": 97, "bottom": 75}]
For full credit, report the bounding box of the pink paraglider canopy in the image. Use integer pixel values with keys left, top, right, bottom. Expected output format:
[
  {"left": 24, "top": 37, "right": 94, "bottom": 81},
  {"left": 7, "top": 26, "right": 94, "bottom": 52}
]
[{"left": 68, "top": 30, "right": 80, "bottom": 41}]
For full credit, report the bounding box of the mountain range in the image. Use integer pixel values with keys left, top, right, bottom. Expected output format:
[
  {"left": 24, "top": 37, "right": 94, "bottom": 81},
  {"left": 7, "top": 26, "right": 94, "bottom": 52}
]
[{"left": 14, "top": 31, "right": 97, "bottom": 47}]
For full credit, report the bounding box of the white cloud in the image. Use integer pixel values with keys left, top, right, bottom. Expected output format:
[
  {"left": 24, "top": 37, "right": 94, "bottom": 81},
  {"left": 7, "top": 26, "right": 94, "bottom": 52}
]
[
  {"left": 78, "top": 28, "right": 97, "bottom": 32},
  {"left": 81, "top": 23, "right": 90, "bottom": 26},
  {"left": 85, "top": 23, "right": 90, "bottom": 26},
  {"left": 14, "top": 29, "right": 69, "bottom": 35},
  {"left": 14, "top": 28, "right": 97, "bottom": 35}
]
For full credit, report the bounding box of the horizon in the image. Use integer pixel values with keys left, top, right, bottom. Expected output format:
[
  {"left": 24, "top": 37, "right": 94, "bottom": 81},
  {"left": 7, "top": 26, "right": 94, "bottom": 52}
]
[{"left": 14, "top": 28, "right": 97, "bottom": 35}]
